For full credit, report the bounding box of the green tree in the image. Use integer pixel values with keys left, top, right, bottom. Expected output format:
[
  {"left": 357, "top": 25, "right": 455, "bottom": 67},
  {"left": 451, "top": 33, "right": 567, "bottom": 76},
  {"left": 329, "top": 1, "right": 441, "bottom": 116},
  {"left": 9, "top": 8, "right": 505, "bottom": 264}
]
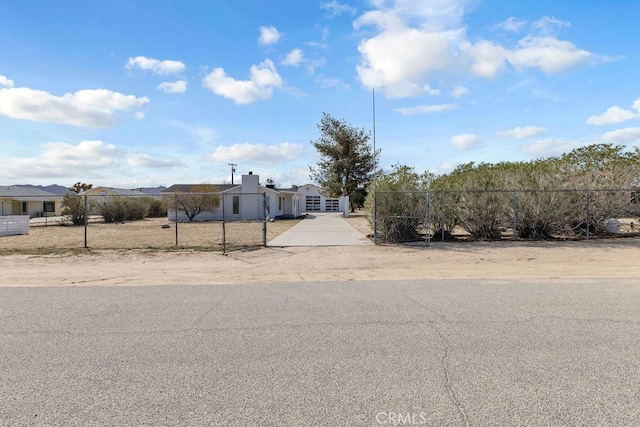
[
  {"left": 310, "top": 113, "right": 379, "bottom": 212},
  {"left": 166, "top": 184, "right": 220, "bottom": 221},
  {"left": 69, "top": 182, "right": 93, "bottom": 193}
]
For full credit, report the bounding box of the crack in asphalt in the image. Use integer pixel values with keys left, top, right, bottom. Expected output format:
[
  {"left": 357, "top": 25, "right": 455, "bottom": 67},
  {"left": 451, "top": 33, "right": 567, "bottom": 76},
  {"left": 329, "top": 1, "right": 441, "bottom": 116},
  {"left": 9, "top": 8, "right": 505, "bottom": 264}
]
[{"left": 400, "top": 289, "right": 470, "bottom": 427}]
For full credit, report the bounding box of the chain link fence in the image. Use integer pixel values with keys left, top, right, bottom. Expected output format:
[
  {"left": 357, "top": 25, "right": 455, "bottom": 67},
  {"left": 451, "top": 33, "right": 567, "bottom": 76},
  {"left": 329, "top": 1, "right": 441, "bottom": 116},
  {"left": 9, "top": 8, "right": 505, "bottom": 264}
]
[
  {"left": 374, "top": 188, "right": 640, "bottom": 244},
  {"left": 0, "top": 193, "right": 267, "bottom": 252}
]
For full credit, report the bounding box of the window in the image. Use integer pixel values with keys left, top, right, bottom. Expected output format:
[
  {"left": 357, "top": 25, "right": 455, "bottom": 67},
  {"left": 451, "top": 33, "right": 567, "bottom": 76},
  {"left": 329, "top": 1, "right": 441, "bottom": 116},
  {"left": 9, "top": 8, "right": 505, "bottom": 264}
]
[
  {"left": 21, "top": 202, "right": 27, "bottom": 214},
  {"left": 306, "top": 196, "right": 320, "bottom": 211},
  {"left": 232, "top": 196, "right": 240, "bottom": 214},
  {"left": 43, "top": 201, "right": 55, "bottom": 213},
  {"left": 278, "top": 197, "right": 283, "bottom": 210},
  {"left": 325, "top": 199, "right": 340, "bottom": 211}
]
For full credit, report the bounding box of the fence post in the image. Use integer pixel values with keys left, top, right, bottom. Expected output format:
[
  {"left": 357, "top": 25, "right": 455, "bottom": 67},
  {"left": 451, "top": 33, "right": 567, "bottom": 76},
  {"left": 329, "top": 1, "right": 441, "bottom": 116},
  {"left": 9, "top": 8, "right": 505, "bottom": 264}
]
[
  {"left": 441, "top": 190, "right": 445, "bottom": 242},
  {"left": 222, "top": 193, "right": 226, "bottom": 253},
  {"left": 586, "top": 189, "right": 590, "bottom": 240},
  {"left": 425, "top": 191, "right": 431, "bottom": 246},
  {"left": 174, "top": 193, "right": 178, "bottom": 246},
  {"left": 262, "top": 193, "right": 267, "bottom": 247},
  {"left": 512, "top": 190, "right": 517, "bottom": 241},
  {"left": 84, "top": 195, "right": 88, "bottom": 248},
  {"left": 373, "top": 190, "right": 378, "bottom": 245}
]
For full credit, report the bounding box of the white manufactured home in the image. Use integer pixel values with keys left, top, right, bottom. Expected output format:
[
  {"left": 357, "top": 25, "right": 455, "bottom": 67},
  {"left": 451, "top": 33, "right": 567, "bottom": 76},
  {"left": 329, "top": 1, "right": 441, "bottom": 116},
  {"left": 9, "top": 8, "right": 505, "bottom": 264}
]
[{"left": 165, "top": 173, "right": 303, "bottom": 221}]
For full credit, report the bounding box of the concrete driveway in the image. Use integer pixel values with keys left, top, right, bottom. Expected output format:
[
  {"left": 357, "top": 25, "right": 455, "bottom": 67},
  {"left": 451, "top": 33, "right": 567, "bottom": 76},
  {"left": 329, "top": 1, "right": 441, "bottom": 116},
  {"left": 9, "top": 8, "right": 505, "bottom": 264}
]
[{"left": 268, "top": 212, "right": 372, "bottom": 246}]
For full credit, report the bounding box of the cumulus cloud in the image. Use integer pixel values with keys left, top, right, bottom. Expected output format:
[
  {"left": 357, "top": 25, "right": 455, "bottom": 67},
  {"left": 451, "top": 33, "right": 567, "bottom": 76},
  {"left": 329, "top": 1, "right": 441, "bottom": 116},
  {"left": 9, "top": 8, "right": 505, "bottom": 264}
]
[
  {"left": 321, "top": 1, "right": 357, "bottom": 16},
  {"left": 507, "top": 36, "right": 596, "bottom": 74},
  {"left": 127, "top": 153, "right": 182, "bottom": 168},
  {"left": 0, "top": 87, "right": 149, "bottom": 127},
  {"left": 451, "top": 134, "right": 478, "bottom": 149},
  {"left": 586, "top": 100, "right": 640, "bottom": 125},
  {"left": 0, "top": 140, "right": 119, "bottom": 179},
  {"left": 157, "top": 80, "right": 187, "bottom": 94},
  {"left": 258, "top": 26, "right": 282, "bottom": 46},
  {"left": 0, "top": 75, "right": 14, "bottom": 88},
  {"left": 394, "top": 104, "right": 457, "bottom": 115},
  {"left": 126, "top": 56, "right": 185, "bottom": 75},
  {"left": 521, "top": 138, "right": 582, "bottom": 157},
  {"left": 282, "top": 49, "right": 304, "bottom": 67},
  {"left": 353, "top": 1, "right": 604, "bottom": 98},
  {"left": 451, "top": 86, "right": 469, "bottom": 98},
  {"left": 601, "top": 127, "right": 640, "bottom": 144},
  {"left": 211, "top": 142, "right": 303, "bottom": 163},
  {"left": 495, "top": 126, "right": 547, "bottom": 139},
  {"left": 202, "top": 59, "right": 283, "bottom": 104},
  {"left": 495, "top": 17, "right": 527, "bottom": 32}
]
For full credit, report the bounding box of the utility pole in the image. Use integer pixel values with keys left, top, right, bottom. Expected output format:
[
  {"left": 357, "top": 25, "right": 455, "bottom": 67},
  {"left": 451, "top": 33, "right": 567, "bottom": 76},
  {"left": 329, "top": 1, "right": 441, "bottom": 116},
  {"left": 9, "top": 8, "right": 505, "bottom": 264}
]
[{"left": 228, "top": 163, "right": 237, "bottom": 185}]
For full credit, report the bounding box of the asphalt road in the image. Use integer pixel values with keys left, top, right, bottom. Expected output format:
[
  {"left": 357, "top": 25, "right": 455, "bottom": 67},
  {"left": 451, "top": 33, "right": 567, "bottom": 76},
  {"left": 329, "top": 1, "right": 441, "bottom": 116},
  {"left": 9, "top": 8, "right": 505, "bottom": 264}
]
[{"left": 1, "top": 279, "right": 639, "bottom": 426}]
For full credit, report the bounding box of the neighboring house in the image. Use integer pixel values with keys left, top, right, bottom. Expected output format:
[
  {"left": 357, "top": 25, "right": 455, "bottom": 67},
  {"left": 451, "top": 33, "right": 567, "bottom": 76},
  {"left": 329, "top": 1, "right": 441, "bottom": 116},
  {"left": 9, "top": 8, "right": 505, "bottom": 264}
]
[
  {"left": 164, "top": 173, "right": 303, "bottom": 221},
  {"left": 0, "top": 186, "right": 62, "bottom": 218},
  {"left": 78, "top": 187, "right": 151, "bottom": 215},
  {"left": 297, "top": 184, "right": 350, "bottom": 216},
  {"left": 80, "top": 187, "right": 149, "bottom": 197}
]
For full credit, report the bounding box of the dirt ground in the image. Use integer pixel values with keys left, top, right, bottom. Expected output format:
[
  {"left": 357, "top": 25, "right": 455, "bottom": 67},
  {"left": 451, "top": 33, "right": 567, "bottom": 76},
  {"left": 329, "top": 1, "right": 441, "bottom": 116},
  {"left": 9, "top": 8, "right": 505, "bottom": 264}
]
[{"left": 1, "top": 213, "right": 639, "bottom": 287}]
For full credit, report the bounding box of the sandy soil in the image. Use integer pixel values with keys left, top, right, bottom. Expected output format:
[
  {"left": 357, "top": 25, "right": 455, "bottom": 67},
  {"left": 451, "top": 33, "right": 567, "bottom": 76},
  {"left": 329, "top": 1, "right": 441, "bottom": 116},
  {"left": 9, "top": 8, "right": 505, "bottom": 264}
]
[{"left": 1, "top": 213, "right": 639, "bottom": 287}]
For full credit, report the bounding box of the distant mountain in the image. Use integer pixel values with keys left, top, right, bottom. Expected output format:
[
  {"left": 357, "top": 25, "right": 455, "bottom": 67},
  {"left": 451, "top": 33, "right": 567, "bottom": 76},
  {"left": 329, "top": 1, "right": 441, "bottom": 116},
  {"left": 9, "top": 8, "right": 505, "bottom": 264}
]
[{"left": 12, "top": 184, "right": 72, "bottom": 195}]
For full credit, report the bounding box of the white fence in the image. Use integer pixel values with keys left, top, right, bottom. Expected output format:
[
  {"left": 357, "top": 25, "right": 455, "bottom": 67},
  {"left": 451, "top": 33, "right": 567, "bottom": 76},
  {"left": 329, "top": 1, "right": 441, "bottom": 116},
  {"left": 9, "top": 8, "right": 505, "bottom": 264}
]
[{"left": 0, "top": 215, "right": 30, "bottom": 236}]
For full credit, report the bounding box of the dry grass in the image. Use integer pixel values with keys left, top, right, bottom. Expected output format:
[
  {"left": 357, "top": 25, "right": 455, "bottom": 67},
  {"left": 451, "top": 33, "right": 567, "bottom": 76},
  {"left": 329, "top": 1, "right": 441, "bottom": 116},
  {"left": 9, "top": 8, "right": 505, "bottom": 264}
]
[{"left": 0, "top": 217, "right": 301, "bottom": 253}]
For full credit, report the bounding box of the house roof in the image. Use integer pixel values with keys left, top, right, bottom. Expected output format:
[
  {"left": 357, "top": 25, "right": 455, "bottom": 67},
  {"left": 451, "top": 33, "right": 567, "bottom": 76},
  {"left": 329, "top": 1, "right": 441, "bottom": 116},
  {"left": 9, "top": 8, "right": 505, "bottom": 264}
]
[
  {"left": 80, "top": 187, "right": 148, "bottom": 196},
  {"left": 0, "top": 185, "right": 60, "bottom": 200},
  {"left": 163, "top": 184, "right": 237, "bottom": 193}
]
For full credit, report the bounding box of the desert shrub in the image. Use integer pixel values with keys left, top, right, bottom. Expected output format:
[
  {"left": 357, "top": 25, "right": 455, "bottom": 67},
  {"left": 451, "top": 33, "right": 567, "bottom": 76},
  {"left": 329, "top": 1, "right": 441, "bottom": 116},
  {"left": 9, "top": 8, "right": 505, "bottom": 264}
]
[
  {"left": 97, "top": 197, "right": 148, "bottom": 223},
  {"left": 61, "top": 194, "right": 91, "bottom": 226},
  {"left": 145, "top": 197, "right": 166, "bottom": 217}
]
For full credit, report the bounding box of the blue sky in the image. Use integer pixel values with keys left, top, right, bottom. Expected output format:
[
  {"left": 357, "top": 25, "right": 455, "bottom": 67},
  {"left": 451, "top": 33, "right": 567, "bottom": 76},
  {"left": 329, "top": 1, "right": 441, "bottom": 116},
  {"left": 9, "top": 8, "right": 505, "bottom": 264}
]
[{"left": 1, "top": 0, "right": 639, "bottom": 188}]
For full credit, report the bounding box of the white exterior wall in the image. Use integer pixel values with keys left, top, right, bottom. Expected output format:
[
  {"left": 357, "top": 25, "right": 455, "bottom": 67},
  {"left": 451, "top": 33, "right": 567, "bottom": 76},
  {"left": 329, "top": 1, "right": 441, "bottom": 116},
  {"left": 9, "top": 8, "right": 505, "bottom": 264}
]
[{"left": 298, "top": 184, "right": 349, "bottom": 216}]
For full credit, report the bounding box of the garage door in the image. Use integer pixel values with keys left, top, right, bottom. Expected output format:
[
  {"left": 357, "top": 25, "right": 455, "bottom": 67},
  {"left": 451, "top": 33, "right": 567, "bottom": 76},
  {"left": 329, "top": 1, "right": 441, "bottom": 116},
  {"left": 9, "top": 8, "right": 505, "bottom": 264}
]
[
  {"left": 306, "top": 196, "right": 321, "bottom": 211},
  {"left": 325, "top": 199, "right": 340, "bottom": 211}
]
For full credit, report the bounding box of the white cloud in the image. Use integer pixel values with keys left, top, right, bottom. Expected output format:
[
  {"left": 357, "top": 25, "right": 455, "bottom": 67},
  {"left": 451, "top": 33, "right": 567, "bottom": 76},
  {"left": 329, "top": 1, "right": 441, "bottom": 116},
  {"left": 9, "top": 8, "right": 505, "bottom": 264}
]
[
  {"left": 0, "top": 87, "right": 149, "bottom": 127},
  {"left": 126, "top": 56, "right": 185, "bottom": 75},
  {"left": 451, "top": 134, "right": 478, "bottom": 149},
  {"left": 321, "top": 1, "right": 357, "bottom": 16},
  {"left": 258, "top": 26, "right": 282, "bottom": 46},
  {"left": 1, "top": 140, "right": 119, "bottom": 179},
  {"left": 495, "top": 126, "right": 547, "bottom": 139},
  {"left": 127, "top": 153, "right": 182, "bottom": 168},
  {"left": 508, "top": 36, "right": 596, "bottom": 74},
  {"left": 601, "top": 127, "right": 640, "bottom": 144},
  {"left": 202, "top": 59, "right": 283, "bottom": 104},
  {"left": 451, "top": 86, "right": 468, "bottom": 98},
  {"left": 134, "top": 111, "right": 145, "bottom": 119},
  {"left": 521, "top": 137, "right": 581, "bottom": 157},
  {"left": 353, "top": 1, "right": 603, "bottom": 98},
  {"left": 495, "top": 17, "right": 527, "bottom": 32},
  {"left": 282, "top": 49, "right": 304, "bottom": 67},
  {"left": 0, "top": 75, "right": 14, "bottom": 88},
  {"left": 157, "top": 80, "right": 187, "bottom": 94},
  {"left": 211, "top": 142, "right": 303, "bottom": 163},
  {"left": 532, "top": 16, "right": 570, "bottom": 35},
  {"left": 394, "top": 104, "right": 457, "bottom": 115},
  {"left": 437, "top": 161, "right": 457, "bottom": 174},
  {"left": 586, "top": 100, "right": 640, "bottom": 125},
  {"left": 316, "top": 75, "right": 350, "bottom": 91}
]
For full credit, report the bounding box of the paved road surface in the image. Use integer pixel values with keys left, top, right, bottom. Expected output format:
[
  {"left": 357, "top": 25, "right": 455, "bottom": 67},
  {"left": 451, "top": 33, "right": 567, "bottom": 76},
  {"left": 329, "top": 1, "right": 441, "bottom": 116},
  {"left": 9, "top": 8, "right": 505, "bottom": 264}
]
[{"left": 2, "top": 279, "right": 639, "bottom": 426}]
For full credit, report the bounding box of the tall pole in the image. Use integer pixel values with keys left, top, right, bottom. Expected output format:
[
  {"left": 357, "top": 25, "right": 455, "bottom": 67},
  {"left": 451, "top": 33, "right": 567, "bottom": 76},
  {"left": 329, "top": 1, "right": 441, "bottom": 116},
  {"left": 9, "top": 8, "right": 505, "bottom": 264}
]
[
  {"left": 228, "top": 163, "right": 237, "bottom": 185},
  {"left": 373, "top": 89, "right": 378, "bottom": 245}
]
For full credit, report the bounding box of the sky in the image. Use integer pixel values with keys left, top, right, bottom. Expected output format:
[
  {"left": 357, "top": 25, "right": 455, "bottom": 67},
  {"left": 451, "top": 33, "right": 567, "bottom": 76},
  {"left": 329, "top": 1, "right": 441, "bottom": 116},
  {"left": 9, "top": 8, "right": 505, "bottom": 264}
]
[{"left": 1, "top": 0, "right": 640, "bottom": 189}]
